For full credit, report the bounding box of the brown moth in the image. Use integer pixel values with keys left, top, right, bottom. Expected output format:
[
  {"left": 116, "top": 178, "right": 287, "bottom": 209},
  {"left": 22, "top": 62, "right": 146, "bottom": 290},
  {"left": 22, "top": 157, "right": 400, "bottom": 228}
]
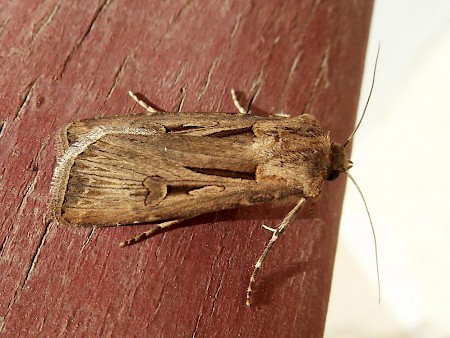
[{"left": 50, "top": 89, "right": 354, "bottom": 306}]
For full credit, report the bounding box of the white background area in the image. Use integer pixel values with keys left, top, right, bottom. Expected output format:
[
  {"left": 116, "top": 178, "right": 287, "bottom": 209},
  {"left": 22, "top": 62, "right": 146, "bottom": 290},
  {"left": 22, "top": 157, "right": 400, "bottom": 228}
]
[{"left": 325, "top": 1, "right": 450, "bottom": 337}]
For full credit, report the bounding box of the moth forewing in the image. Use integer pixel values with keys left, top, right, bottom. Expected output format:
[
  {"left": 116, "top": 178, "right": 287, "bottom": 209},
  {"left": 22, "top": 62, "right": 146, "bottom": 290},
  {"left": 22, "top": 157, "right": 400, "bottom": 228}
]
[{"left": 51, "top": 112, "right": 341, "bottom": 226}]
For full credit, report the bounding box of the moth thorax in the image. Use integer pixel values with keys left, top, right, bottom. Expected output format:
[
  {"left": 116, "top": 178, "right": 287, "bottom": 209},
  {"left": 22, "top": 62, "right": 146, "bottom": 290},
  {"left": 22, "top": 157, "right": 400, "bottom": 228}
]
[{"left": 327, "top": 143, "right": 352, "bottom": 181}]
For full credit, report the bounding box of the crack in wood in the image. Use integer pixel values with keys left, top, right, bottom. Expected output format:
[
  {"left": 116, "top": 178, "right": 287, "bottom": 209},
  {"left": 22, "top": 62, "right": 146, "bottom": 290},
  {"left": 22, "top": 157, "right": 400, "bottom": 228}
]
[
  {"left": 197, "top": 59, "right": 220, "bottom": 101},
  {"left": 13, "top": 80, "right": 37, "bottom": 121},
  {"left": 105, "top": 55, "right": 129, "bottom": 100},
  {"left": 21, "top": 221, "right": 52, "bottom": 289},
  {"left": 144, "top": 0, "right": 195, "bottom": 57},
  {"left": 151, "top": 285, "right": 166, "bottom": 322},
  {"left": 279, "top": 50, "right": 303, "bottom": 109},
  {"left": 0, "top": 121, "right": 6, "bottom": 140},
  {"left": 0, "top": 236, "right": 6, "bottom": 255},
  {"left": 210, "top": 275, "right": 224, "bottom": 319},
  {"left": 1, "top": 221, "right": 52, "bottom": 333},
  {"left": 0, "top": 17, "right": 10, "bottom": 38},
  {"left": 191, "top": 313, "right": 202, "bottom": 338},
  {"left": 17, "top": 172, "right": 39, "bottom": 215},
  {"left": 55, "top": 0, "right": 111, "bottom": 80},
  {"left": 80, "top": 228, "right": 95, "bottom": 250},
  {"left": 30, "top": 135, "right": 50, "bottom": 172},
  {"left": 168, "top": 0, "right": 193, "bottom": 26},
  {"left": 173, "top": 63, "right": 186, "bottom": 85},
  {"left": 249, "top": 66, "right": 265, "bottom": 99},
  {"left": 230, "top": 13, "right": 242, "bottom": 40},
  {"left": 301, "top": 44, "right": 331, "bottom": 115},
  {"left": 30, "top": 3, "right": 60, "bottom": 43}
]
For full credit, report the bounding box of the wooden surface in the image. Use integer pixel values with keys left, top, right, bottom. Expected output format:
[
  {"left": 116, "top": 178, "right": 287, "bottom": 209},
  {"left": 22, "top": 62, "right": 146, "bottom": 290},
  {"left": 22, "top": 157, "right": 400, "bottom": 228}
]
[{"left": 0, "top": 1, "right": 373, "bottom": 337}]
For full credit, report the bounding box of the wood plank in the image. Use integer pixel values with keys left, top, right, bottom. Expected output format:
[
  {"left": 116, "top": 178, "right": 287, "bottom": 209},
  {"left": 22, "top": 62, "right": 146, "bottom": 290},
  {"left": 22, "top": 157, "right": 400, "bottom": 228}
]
[{"left": 0, "top": 0, "right": 373, "bottom": 336}]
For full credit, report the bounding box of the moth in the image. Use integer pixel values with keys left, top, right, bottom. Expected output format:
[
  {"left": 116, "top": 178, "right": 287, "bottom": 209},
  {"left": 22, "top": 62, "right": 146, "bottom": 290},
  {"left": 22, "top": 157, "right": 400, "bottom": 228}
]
[{"left": 50, "top": 84, "right": 375, "bottom": 306}]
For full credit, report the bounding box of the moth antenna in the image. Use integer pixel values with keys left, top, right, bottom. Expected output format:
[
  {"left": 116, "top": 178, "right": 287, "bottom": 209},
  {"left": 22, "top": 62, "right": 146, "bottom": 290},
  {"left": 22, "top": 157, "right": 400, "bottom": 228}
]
[
  {"left": 346, "top": 172, "right": 381, "bottom": 303},
  {"left": 343, "top": 44, "right": 380, "bottom": 148},
  {"left": 246, "top": 197, "right": 306, "bottom": 306}
]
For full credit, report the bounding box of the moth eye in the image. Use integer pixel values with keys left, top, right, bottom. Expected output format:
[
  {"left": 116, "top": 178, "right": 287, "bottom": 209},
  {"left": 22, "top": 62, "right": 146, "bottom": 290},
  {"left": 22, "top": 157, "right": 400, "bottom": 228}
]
[{"left": 327, "top": 170, "right": 340, "bottom": 181}]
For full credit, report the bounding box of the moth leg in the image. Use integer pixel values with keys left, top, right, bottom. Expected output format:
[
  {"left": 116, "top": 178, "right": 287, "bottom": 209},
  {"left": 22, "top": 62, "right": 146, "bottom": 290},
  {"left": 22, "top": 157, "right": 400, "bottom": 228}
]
[
  {"left": 246, "top": 197, "right": 306, "bottom": 307},
  {"left": 119, "top": 219, "right": 181, "bottom": 247},
  {"left": 274, "top": 112, "right": 291, "bottom": 118},
  {"left": 128, "top": 91, "right": 162, "bottom": 113},
  {"left": 261, "top": 224, "right": 277, "bottom": 232},
  {"left": 231, "top": 89, "right": 249, "bottom": 114}
]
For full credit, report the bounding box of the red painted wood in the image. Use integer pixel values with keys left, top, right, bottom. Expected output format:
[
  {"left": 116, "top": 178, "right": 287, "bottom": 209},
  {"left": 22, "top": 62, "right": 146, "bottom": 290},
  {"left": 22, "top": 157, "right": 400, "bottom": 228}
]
[{"left": 0, "top": 1, "right": 373, "bottom": 336}]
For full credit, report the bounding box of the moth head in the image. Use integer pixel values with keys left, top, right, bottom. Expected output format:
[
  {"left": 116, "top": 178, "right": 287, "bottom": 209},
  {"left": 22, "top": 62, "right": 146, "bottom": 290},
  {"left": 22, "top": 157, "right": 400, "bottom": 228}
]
[{"left": 327, "top": 143, "right": 352, "bottom": 181}]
